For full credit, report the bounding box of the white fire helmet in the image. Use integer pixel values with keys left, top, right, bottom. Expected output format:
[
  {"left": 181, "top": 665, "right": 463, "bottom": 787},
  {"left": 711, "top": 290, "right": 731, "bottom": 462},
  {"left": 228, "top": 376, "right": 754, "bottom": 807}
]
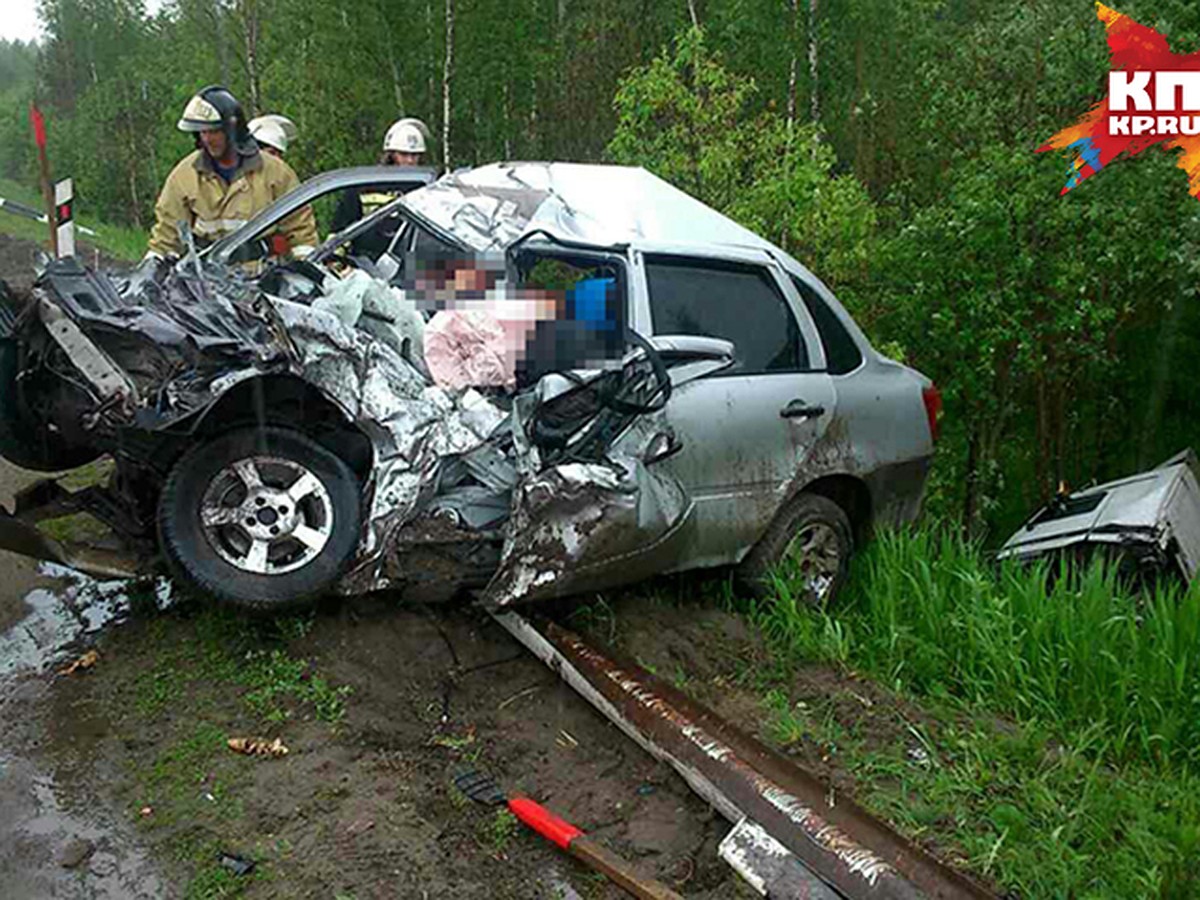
[
  {"left": 177, "top": 92, "right": 223, "bottom": 132},
  {"left": 248, "top": 114, "right": 298, "bottom": 155},
  {"left": 382, "top": 118, "right": 430, "bottom": 154}
]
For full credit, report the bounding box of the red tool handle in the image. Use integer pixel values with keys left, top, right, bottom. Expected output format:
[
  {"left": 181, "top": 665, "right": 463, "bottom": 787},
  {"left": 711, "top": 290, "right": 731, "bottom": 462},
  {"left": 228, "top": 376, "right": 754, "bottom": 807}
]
[
  {"left": 506, "top": 796, "right": 683, "bottom": 899},
  {"left": 507, "top": 796, "right": 582, "bottom": 849}
]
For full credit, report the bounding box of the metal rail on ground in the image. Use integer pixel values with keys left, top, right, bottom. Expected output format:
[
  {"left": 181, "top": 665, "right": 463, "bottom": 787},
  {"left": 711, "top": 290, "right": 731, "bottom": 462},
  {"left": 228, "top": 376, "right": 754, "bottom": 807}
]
[{"left": 491, "top": 611, "right": 999, "bottom": 900}]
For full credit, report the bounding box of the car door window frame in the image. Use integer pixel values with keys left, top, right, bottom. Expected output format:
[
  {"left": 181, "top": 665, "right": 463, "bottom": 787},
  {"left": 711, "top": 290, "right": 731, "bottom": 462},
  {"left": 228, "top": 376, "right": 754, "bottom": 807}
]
[
  {"left": 640, "top": 250, "right": 823, "bottom": 376},
  {"left": 206, "top": 168, "right": 437, "bottom": 266},
  {"left": 784, "top": 272, "right": 865, "bottom": 377},
  {"left": 508, "top": 241, "right": 632, "bottom": 348}
]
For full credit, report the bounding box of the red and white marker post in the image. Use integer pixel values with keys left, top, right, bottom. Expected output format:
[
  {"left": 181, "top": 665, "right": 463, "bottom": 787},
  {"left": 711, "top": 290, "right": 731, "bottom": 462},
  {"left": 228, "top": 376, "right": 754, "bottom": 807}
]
[{"left": 54, "top": 178, "right": 75, "bottom": 258}]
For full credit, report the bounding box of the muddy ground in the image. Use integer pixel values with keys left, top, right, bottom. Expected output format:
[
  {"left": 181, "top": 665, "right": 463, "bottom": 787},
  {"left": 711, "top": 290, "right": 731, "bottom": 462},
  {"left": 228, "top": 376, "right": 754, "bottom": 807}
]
[
  {"left": 0, "top": 421, "right": 760, "bottom": 900},
  {"left": 0, "top": 513, "right": 960, "bottom": 898},
  {"left": 0, "top": 233, "right": 967, "bottom": 899}
]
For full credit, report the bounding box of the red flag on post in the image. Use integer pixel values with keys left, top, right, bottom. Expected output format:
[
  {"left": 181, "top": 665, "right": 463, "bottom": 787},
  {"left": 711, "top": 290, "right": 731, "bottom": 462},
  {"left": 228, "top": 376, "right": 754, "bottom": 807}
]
[
  {"left": 29, "top": 101, "right": 58, "bottom": 255},
  {"left": 29, "top": 103, "right": 47, "bottom": 151}
]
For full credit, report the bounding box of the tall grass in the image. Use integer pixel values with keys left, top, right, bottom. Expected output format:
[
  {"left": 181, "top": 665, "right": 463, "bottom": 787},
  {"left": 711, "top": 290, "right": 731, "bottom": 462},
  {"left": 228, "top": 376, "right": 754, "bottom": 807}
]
[{"left": 748, "top": 528, "right": 1200, "bottom": 768}]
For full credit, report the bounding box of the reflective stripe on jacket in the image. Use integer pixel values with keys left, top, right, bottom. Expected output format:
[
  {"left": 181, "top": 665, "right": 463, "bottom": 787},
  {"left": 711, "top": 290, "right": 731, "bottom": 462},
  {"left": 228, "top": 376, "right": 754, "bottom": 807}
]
[{"left": 147, "top": 149, "right": 318, "bottom": 258}]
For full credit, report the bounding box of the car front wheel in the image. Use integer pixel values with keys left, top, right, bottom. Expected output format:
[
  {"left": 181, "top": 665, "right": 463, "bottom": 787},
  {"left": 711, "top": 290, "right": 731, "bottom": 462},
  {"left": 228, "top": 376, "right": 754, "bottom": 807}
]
[
  {"left": 736, "top": 493, "right": 854, "bottom": 607},
  {"left": 158, "top": 427, "right": 362, "bottom": 612}
]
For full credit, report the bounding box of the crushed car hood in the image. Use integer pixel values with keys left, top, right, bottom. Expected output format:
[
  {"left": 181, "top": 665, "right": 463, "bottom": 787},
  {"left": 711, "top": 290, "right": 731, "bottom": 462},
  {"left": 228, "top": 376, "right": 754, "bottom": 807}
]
[{"left": 5, "top": 257, "right": 715, "bottom": 607}]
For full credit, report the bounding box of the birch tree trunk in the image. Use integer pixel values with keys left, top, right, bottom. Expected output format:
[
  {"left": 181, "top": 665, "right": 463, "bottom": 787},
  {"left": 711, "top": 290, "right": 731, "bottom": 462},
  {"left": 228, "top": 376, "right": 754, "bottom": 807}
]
[
  {"left": 388, "top": 42, "right": 404, "bottom": 111},
  {"left": 212, "top": 0, "right": 230, "bottom": 87},
  {"left": 786, "top": 0, "right": 798, "bottom": 131},
  {"left": 529, "top": 0, "right": 539, "bottom": 152},
  {"left": 808, "top": 0, "right": 819, "bottom": 128},
  {"left": 240, "top": 0, "right": 261, "bottom": 115},
  {"left": 442, "top": 0, "right": 454, "bottom": 169},
  {"left": 426, "top": 0, "right": 436, "bottom": 131}
]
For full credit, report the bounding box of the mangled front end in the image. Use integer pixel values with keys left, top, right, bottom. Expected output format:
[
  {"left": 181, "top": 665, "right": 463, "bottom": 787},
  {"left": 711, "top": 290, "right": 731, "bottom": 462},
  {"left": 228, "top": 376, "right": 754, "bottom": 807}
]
[{"left": 0, "top": 257, "right": 708, "bottom": 610}]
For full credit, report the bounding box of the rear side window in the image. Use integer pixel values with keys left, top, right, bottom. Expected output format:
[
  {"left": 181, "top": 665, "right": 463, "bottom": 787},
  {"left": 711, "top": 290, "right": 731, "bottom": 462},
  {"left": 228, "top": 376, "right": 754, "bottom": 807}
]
[
  {"left": 645, "top": 256, "right": 806, "bottom": 374},
  {"left": 791, "top": 276, "right": 863, "bottom": 375}
]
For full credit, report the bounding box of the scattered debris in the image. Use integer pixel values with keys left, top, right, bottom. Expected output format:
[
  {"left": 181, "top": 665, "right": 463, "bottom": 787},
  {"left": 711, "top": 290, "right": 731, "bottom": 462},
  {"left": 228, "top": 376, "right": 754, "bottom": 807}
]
[
  {"left": 430, "top": 726, "right": 476, "bottom": 750},
  {"left": 57, "top": 837, "right": 95, "bottom": 869},
  {"left": 218, "top": 853, "right": 256, "bottom": 877},
  {"left": 555, "top": 729, "right": 578, "bottom": 750},
  {"left": 346, "top": 817, "right": 375, "bottom": 836},
  {"left": 720, "top": 818, "right": 840, "bottom": 900},
  {"left": 453, "top": 768, "right": 683, "bottom": 900},
  {"left": 57, "top": 648, "right": 99, "bottom": 675},
  {"left": 226, "top": 736, "right": 289, "bottom": 758},
  {"left": 497, "top": 684, "right": 542, "bottom": 710},
  {"left": 138, "top": 805, "right": 153, "bottom": 818},
  {"left": 907, "top": 746, "right": 932, "bottom": 769}
]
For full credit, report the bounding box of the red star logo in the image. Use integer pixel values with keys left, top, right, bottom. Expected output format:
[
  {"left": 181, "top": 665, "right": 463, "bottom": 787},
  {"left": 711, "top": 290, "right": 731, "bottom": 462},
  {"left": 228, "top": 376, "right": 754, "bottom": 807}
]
[{"left": 1039, "top": 3, "right": 1200, "bottom": 199}]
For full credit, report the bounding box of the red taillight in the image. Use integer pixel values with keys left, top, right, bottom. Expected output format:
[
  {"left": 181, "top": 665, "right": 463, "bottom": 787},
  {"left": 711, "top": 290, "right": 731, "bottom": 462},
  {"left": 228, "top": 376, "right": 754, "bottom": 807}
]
[{"left": 922, "top": 385, "right": 943, "bottom": 443}]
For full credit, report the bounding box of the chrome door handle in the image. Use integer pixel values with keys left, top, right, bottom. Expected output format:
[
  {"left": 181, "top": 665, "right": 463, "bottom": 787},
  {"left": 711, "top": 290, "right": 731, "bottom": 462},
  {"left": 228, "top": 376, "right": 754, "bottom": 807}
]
[{"left": 780, "top": 399, "right": 826, "bottom": 419}]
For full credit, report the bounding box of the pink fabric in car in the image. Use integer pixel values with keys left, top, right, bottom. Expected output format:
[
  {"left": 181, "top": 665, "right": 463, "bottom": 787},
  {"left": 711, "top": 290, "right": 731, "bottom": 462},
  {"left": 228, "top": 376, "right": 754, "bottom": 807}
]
[{"left": 424, "top": 309, "right": 514, "bottom": 389}]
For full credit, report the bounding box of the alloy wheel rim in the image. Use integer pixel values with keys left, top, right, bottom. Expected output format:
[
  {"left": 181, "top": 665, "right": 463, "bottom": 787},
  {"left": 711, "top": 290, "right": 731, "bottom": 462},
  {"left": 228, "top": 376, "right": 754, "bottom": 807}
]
[
  {"left": 783, "top": 522, "right": 843, "bottom": 603},
  {"left": 199, "top": 455, "right": 333, "bottom": 575}
]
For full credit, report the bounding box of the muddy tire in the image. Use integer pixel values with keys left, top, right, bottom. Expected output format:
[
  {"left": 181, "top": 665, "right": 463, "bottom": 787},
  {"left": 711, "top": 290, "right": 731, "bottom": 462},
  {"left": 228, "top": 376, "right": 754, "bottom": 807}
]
[
  {"left": 735, "top": 493, "right": 854, "bottom": 607},
  {"left": 158, "top": 427, "right": 361, "bottom": 612}
]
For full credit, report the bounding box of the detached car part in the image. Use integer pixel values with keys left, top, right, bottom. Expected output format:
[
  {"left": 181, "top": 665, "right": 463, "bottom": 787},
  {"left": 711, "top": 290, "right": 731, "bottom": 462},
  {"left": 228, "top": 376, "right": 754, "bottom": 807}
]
[{"left": 999, "top": 450, "right": 1200, "bottom": 583}]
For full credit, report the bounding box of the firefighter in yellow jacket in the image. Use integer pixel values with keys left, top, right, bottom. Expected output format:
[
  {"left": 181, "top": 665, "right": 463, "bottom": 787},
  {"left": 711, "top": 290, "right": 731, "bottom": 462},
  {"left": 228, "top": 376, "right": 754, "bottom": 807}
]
[{"left": 145, "top": 86, "right": 317, "bottom": 262}]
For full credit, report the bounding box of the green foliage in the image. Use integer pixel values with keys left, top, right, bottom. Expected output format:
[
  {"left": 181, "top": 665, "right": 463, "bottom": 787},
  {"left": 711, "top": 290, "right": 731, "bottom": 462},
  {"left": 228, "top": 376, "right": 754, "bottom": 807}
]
[
  {"left": 840, "top": 708, "right": 1200, "bottom": 898},
  {"left": 241, "top": 648, "right": 352, "bottom": 725},
  {"left": 0, "top": 39, "right": 37, "bottom": 184},
  {"left": 0, "top": 176, "right": 145, "bottom": 260},
  {"left": 738, "top": 525, "right": 1200, "bottom": 895},
  {"left": 0, "top": 38, "right": 36, "bottom": 89},
  {"left": 185, "top": 863, "right": 250, "bottom": 900},
  {"left": 609, "top": 27, "right": 875, "bottom": 291},
  {"left": 478, "top": 808, "right": 519, "bottom": 856},
  {"left": 131, "top": 605, "right": 351, "bottom": 725}
]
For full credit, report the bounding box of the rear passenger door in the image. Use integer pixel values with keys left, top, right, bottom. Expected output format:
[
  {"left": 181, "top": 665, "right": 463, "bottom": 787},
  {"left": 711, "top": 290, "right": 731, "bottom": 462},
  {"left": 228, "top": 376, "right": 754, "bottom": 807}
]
[{"left": 639, "top": 251, "right": 835, "bottom": 565}]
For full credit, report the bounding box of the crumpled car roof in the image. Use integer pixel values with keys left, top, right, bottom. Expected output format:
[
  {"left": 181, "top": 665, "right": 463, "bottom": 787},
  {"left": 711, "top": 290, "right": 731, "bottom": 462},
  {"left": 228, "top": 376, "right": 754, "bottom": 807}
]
[{"left": 402, "top": 162, "right": 780, "bottom": 253}]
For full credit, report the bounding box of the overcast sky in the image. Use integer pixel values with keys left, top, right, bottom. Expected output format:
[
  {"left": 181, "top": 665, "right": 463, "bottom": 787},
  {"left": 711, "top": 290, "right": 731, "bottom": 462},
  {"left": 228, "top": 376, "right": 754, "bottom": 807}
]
[
  {"left": 1, "top": 0, "right": 43, "bottom": 44},
  {"left": 1, "top": 0, "right": 165, "bottom": 44}
]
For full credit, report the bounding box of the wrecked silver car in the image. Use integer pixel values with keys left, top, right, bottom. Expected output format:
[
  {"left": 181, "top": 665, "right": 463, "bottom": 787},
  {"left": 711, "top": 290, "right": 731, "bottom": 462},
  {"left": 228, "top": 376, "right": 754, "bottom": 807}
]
[
  {"left": 0, "top": 163, "right": 938, "bottom": 611},
  {"left": 999, "top": 450, "right": 1200, "bottom": 583}
]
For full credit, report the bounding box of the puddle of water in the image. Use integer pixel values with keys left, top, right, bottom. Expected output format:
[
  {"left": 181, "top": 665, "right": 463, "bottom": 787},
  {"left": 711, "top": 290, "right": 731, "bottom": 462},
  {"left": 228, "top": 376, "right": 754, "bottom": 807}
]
[
  {"left": 0, "top": 751, "right": 168, "bottom": 899},
  {"left": 0, "top": 567, "right": 177, "bottom": 898},
  {"left": 0, "top": 564, "right": 173, "bottom": 679}
]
